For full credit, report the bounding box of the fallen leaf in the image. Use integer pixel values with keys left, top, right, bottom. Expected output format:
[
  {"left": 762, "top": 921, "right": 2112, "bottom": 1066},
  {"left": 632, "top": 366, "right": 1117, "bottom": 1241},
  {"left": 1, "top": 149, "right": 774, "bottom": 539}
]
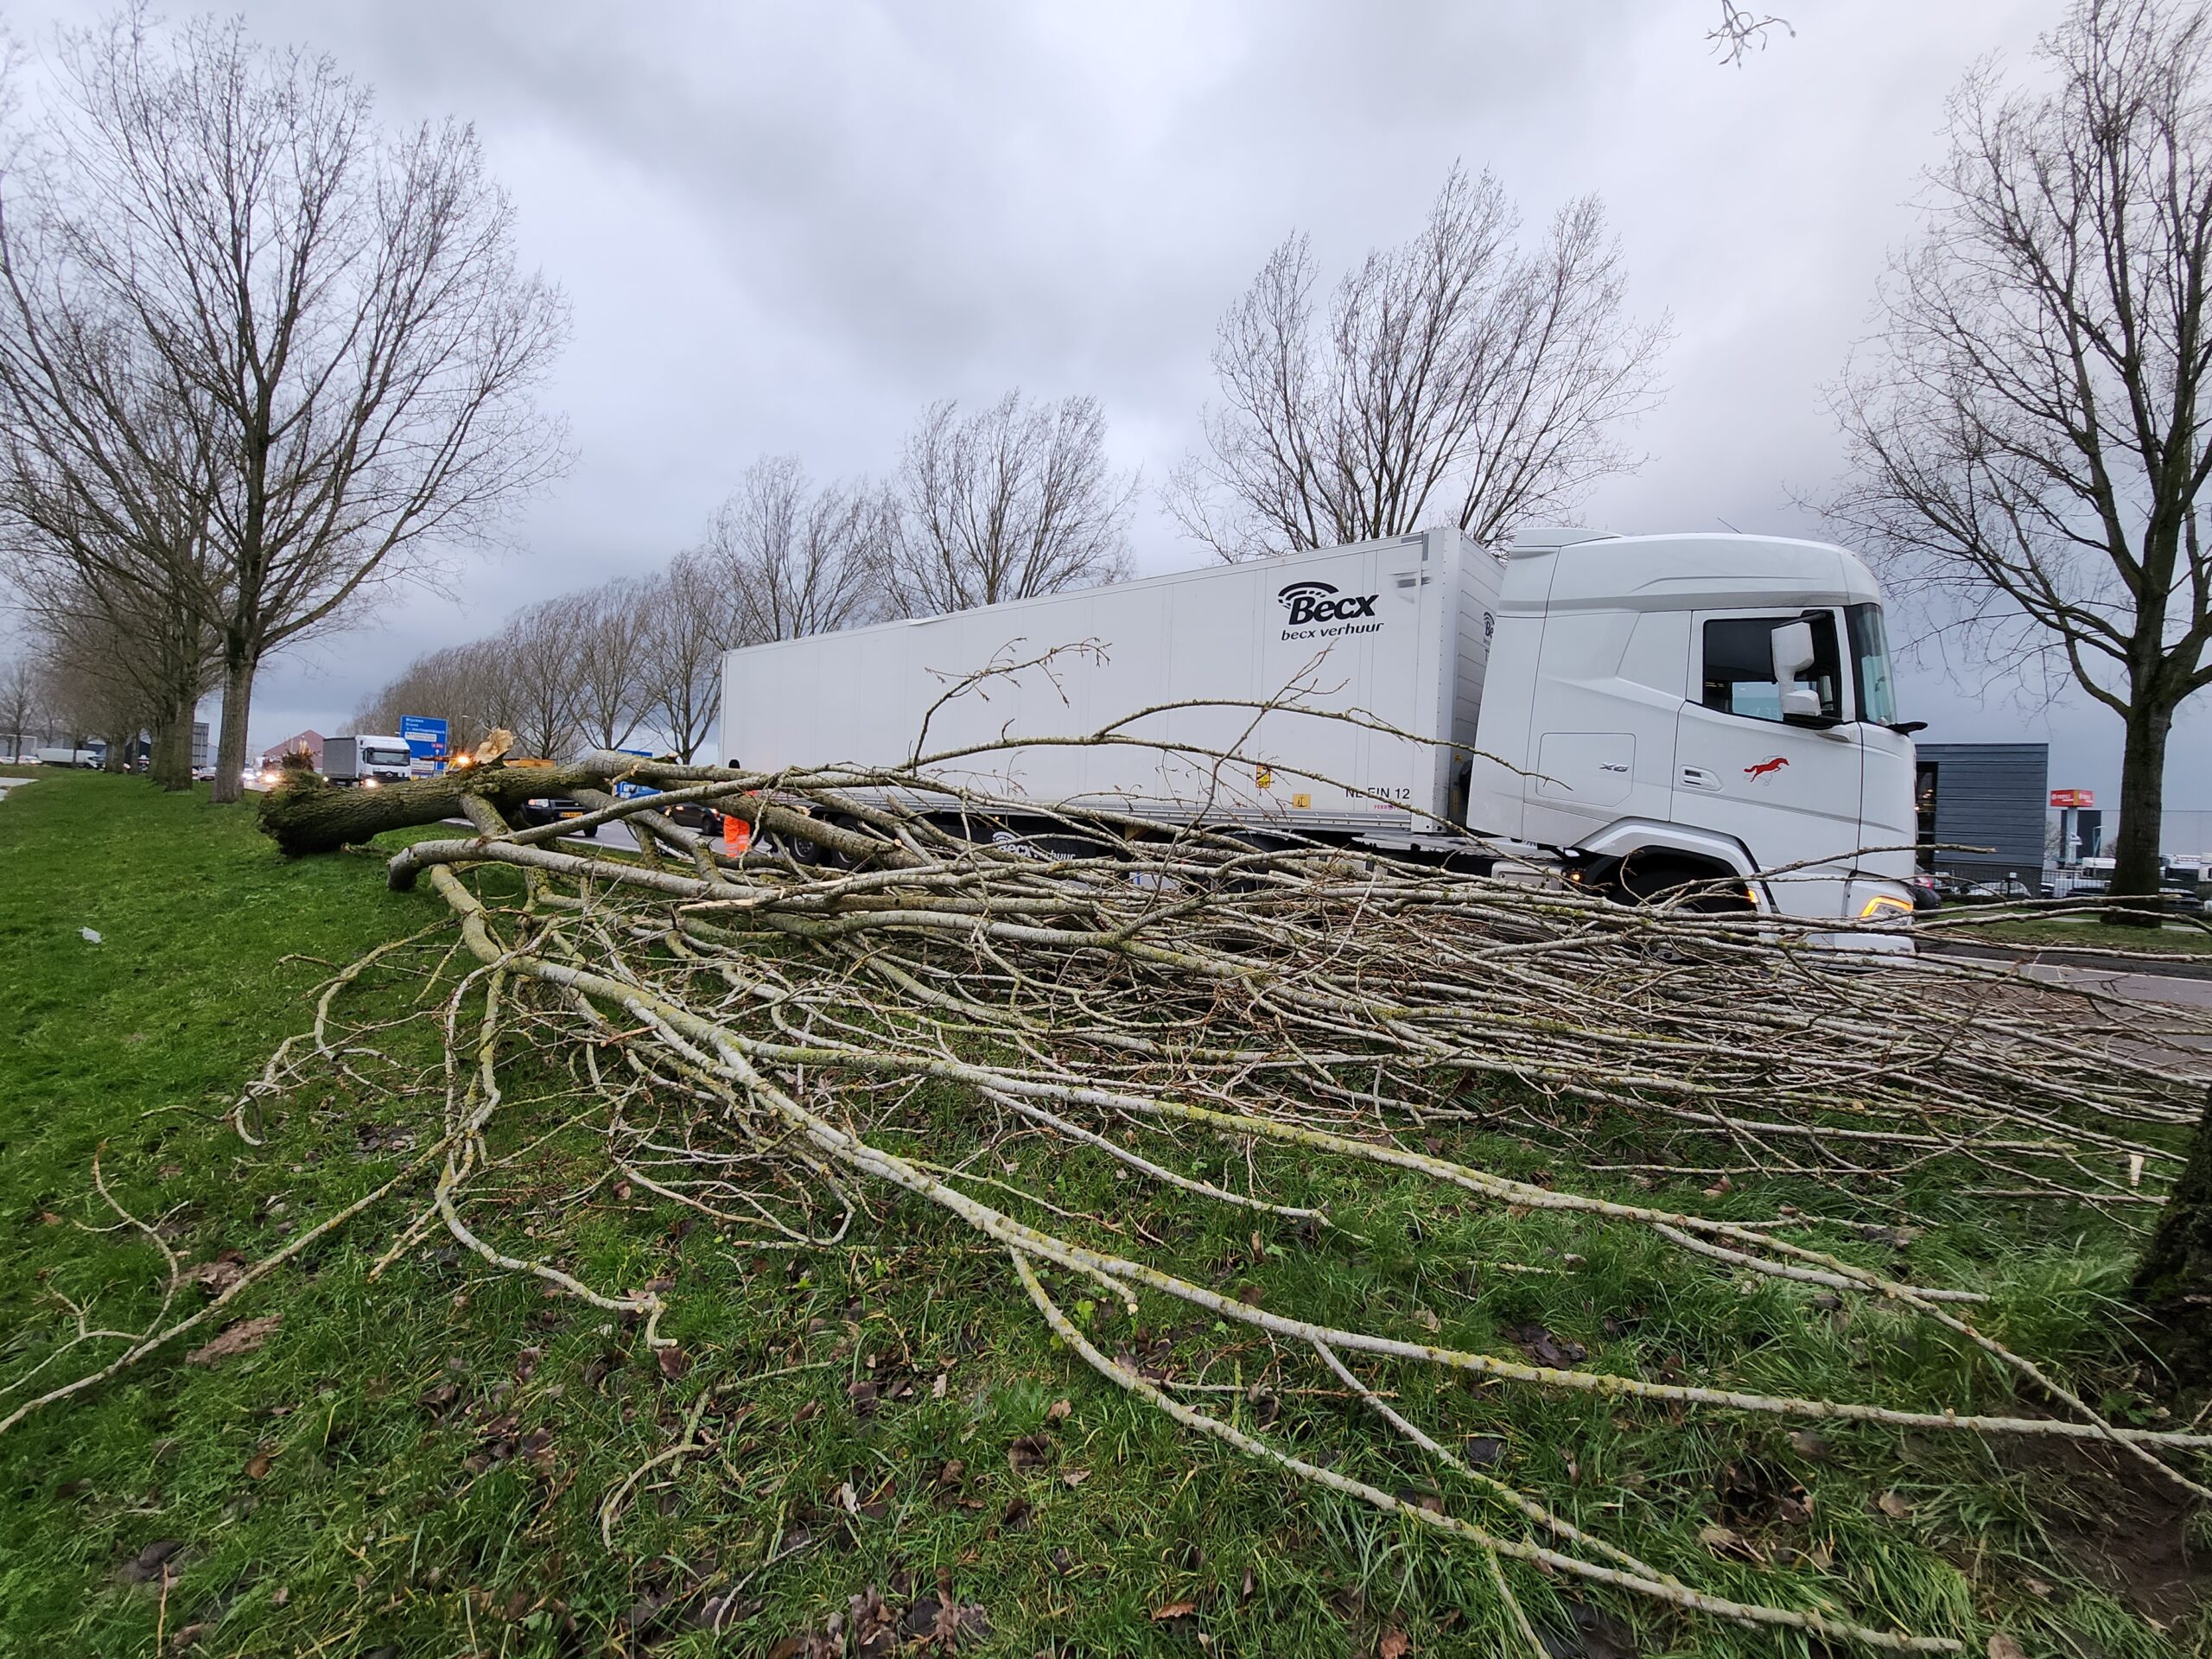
[
  {"left": 931, "top": 1371, "right": 948, "bottom": 1400},
  {"left": 1506, "top": 1325, "right": 1587, "bottom": 1368},
  {"left": 1061, "top": 1467, "right": 1090, "bottom": 1487},
  {"left": 1876, "top": 1490, "right": 1912, "bottom": 1520},
  {"left": 1001, "top": 1495, "right": 1033, "bottom": 1530},
  {"left": 1462, "top": 1434, "right": 1505, "bottom": 1468},
  {"left": 185, "top": 1314, "right": 281, "bottom": 1366},
  {"left": 38, "top": 1211, "right": 61, "bottom": 1225},
  {"left": 1151, "top": 1600, "right": 1197, "bottom": 1621},
  {"left": 244, "top": 1450, "right": 275, "bottom": 1479},
  {"left": 1046, "top": 1397, "right": 1071, "bottom": 1423},
  {"left": 655, "top": 1344, "right": 690, "bottom": 1382},
  {"left": 182, "top": 1256, "right": 246, "bottom": 1295},
  {"left": 1786, "top": 1429, "right": 1829, "bottom": 1460},
  {"left": 1007, "top": 1433, "right": 1051, "bottom": 1472},
  {"left": 1378, "top": 1631, "right": 1411, "bottom": 1659},
  {"left": 115, "top": 1538, "right": 185, "bottom": 1584},
  {"left": 1987, "top": 1637, "right": 2025, "bottom": 1659}
]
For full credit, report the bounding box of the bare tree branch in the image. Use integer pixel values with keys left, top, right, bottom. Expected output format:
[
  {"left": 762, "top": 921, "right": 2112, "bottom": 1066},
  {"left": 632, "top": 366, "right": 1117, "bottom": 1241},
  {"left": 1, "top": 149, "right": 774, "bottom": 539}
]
[{"left": 1170, "top": 165, "right": 1668, "bottom": 563}]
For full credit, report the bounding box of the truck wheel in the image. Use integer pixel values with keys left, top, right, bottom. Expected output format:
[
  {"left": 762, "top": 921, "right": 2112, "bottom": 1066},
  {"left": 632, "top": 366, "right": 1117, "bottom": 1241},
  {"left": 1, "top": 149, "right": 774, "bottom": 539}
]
[{"left": 1615, "top": 856, "right": 1753, "bottom": 913}]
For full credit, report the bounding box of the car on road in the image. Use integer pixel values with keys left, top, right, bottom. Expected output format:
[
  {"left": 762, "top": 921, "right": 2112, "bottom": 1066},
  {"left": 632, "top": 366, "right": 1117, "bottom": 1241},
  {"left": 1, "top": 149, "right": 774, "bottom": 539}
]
[{"left": 517, "top": 794, "right": 599, "bottom": 836}]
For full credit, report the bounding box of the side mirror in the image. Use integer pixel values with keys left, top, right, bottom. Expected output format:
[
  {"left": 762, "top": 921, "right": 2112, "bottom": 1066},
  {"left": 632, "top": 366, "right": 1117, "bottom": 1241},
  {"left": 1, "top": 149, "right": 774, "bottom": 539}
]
[
  {"left": 1770, "top": 620, "right": 1817, "bottom": 684},
  {"left": 1778, "top": 684, "right": 1822, "bottom": 719}
]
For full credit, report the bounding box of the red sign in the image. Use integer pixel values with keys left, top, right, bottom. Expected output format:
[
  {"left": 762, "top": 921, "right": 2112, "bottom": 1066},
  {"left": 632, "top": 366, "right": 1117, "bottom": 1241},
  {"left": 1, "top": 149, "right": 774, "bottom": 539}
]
[{"left": 2050, "top": 789, "right": 2094, "bottom": 809}]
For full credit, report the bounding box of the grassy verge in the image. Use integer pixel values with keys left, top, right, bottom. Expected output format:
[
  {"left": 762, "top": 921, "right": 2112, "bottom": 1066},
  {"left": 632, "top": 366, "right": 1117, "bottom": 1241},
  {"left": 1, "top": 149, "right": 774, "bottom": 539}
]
[
  {"left": 0, "top": 772, "right": 2203, "bottom": 1657},
  {"left": 1933, "top": 914, "right": 2212, "bottom": 956}
]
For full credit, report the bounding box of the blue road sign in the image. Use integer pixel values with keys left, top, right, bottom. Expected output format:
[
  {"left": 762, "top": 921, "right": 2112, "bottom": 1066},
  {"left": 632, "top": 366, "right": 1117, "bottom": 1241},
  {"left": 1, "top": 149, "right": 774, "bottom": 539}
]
[{"left": 399, "top": 715, "right": 449, "bottom": 766}]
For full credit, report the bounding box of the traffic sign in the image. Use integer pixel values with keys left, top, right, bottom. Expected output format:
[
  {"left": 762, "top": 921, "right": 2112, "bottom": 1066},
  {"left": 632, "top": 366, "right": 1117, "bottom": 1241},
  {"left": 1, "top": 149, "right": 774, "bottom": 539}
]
[
  {"left": 2050, "top": 788, "right": 2094, "bottom": 808},
  {"left": 399, "top": 715, "right": 449, "bottom": 768}
]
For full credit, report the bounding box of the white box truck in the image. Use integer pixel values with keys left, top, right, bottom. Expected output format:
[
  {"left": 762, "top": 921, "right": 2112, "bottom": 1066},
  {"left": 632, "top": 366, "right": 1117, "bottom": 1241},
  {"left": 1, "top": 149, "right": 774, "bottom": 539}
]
[
  {"left": 718, "top": 529, "right": 1922, "bottom": 925},
  {"left": 321, "top": 734, "right": 415, "bottom": 789}
]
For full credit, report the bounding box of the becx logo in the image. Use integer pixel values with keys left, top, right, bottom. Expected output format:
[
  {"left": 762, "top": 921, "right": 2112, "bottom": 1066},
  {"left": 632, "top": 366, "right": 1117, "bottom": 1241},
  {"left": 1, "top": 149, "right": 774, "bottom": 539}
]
[{"left": 1277, "top": 580, "right": 1379, "bottom": 628}]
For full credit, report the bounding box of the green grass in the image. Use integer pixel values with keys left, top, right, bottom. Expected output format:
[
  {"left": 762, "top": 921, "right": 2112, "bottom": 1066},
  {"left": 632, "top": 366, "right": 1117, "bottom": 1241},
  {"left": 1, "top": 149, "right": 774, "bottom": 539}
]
[
  {"left": 1936, "top": 914, "right": 2212, "bottom": 956},
  {"left": 0, "top": 772, "right": 2204, "bottom": 1657}
]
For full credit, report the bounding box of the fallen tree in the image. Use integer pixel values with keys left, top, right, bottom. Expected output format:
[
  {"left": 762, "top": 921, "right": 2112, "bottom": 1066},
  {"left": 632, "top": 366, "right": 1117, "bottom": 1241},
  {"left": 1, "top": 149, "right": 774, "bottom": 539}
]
[{"left": 14, "top": 741, "right": 2212, "bottom": 1650}]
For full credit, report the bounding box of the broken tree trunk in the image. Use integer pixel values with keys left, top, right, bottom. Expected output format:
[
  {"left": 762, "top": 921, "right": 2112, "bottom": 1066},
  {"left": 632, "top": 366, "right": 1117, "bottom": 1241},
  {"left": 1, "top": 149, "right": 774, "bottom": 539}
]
[
  {"left": 2132, "top": 1083, "right": 2212, "bottom": 1386},
  {"left": 256, "top": 752, "right": 894, "bottom": 870},
  {"left": 255, "top": 763, "right": 606, "bottom": 857}
]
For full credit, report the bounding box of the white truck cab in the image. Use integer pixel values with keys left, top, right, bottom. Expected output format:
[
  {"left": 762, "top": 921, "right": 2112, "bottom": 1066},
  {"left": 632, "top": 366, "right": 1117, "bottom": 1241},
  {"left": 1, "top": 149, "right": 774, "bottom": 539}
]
[{"left": 1469, "top": 531, "right": 1919, "bottom": 925}]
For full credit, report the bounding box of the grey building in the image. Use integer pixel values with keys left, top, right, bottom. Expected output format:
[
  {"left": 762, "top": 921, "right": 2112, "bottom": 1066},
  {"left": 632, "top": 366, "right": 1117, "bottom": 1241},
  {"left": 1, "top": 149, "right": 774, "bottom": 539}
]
[{"left": 1914, "top": 742, "right": 2050, "bottom": 884}]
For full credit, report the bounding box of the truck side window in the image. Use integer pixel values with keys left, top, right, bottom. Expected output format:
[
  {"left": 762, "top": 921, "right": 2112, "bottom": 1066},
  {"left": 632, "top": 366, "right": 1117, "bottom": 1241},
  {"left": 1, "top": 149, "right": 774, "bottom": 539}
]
[{"left": 1700, "top": 613, "right": 1842, "bottom": 723}]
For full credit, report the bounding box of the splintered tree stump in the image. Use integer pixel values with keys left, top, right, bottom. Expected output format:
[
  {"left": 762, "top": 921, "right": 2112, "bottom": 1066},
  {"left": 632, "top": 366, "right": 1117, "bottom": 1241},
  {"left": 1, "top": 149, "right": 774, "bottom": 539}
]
[
  {"left": 254, "top": 764, "right": 602, "bottom": 858},
  {"left": 2132, "top": 1084, "right": 2212, "bottom": 1385}
]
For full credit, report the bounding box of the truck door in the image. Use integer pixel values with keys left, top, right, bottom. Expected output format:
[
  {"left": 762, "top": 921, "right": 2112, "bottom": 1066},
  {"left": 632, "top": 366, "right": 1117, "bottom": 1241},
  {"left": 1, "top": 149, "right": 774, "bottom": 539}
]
[{"left": 1672, "top": 607, "right": 1862, "bottom": 916}]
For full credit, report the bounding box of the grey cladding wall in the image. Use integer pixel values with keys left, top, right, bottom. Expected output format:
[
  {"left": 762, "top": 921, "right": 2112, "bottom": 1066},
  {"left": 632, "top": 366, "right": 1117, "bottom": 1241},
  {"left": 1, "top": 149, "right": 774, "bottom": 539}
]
[{"left": 1918, "top": 742, "right": 2049, "bottom": 876}]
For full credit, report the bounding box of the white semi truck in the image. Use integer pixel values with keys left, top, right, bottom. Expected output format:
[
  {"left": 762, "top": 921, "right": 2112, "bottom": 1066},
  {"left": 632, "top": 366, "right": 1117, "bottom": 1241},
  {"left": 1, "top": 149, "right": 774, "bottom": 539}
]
[{"left": 718, "top": 529, "right": 1922, "bottom": 925}]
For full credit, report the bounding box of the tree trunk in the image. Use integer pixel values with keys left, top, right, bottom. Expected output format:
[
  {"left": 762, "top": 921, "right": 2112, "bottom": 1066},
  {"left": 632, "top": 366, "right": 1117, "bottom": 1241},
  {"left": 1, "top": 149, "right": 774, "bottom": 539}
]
[
  {"left": 210, "top": 650, "right": 255, "bottom": 805},
  {"left": 257, "top": 752, "right": 890, "bottom": 869},
  {"left": 150, "top": 707, "right": 194, "bottom": 791},
  {"left": 2106, "top": 700, "right": 2172, "bottom": 926},
  {"left": 257, "top": 763, "right": 607, "bottom": 857},
  {"left": 2132, "top": 1084, "right": 2212, "bottom": 1385}
]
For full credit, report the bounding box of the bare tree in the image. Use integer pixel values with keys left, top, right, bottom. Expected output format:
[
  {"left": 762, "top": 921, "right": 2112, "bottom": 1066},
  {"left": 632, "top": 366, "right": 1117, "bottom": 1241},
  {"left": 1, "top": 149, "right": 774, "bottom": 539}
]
[
  {"left": 13, "top": 556, "right": 216, "bottom": 784},
  {"left": 1831, "top": 0, "right": 2212, "bottom": 913},
  {"left": 354, "top": 637, "right": 515, "bottom": 757},
  {"left": 707, "top": 455, "right": 892, "bottom": 644},
  {"left": 637, "top": 550, "right": 728, "bottom": 762},
  {"left": 0, "top": 650, "right": 40, "bottom": 758},
  {"left": 0, "top": 11, "right": 569, "bottom": 804},
  {"left": 1170, "top": 166, "right": 1668, "bottom": 563},
  {"left": 892, "top": 391, "right": 1135, "bottom": 613},
  {"left": 34, "top": 609, "right": 145, "bottom": 765},
  {"left": 1711, "top": 3, "right": 1793, "bottom": 65},
  {"left": 497, "top": 597, "right": 586, "bottom": 761},
  {"left": 569, "top": 576, "right": 654, "bottom": 751}
]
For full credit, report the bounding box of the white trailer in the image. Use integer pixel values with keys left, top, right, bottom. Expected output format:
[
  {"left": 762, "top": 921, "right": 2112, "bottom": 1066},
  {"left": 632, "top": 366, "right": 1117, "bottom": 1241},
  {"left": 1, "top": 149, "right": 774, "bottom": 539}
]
[{"left": 719, "top": 529, "right": 1921, "bottom": 925}]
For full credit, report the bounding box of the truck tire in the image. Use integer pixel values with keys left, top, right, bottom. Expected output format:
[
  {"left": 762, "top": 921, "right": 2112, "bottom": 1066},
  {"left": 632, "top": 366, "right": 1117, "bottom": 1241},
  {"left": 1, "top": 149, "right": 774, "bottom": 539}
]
[{"left": 1614, "top": 855, "right": 1754, "bottom": 913}]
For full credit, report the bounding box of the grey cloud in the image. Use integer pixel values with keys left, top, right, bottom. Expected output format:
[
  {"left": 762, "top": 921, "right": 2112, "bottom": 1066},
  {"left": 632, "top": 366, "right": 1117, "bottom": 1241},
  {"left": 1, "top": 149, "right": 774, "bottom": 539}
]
[{"left": 12, "top": 0, "right": 2193, "bottom": 817}]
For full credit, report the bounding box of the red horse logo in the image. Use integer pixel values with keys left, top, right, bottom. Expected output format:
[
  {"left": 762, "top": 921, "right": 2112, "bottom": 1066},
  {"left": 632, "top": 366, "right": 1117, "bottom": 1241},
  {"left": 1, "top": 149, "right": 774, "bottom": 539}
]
[{"left": 1745, "top": 755, "right": 1789, "bottom": 779}]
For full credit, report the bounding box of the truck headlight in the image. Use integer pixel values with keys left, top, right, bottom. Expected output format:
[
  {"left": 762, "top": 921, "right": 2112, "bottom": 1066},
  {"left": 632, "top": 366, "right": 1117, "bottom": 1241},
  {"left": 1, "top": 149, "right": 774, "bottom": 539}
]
[{"left": 1857, "top": 893, "right": 1913, "bottom": 920}]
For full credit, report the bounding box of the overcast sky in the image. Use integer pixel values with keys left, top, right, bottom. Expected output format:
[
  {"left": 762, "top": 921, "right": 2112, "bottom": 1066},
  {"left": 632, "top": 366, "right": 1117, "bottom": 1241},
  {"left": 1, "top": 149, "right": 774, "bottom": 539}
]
[{"left": 8, "top": 0, "right": 2205, "bottom": 817}]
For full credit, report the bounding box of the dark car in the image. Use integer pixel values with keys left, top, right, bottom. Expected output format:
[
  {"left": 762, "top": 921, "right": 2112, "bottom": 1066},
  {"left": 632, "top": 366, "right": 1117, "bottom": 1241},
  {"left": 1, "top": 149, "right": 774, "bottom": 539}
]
[{"left": 516, "top": 794, "right": 598, "bottom": 836}]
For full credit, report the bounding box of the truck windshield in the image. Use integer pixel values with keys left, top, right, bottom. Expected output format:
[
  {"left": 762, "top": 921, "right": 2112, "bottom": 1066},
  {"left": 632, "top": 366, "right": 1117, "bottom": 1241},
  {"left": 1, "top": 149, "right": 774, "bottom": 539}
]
[
  {"left": 1845, "top": 603, "right": 1897, "bottom": 725},
  {"left": 365, "top": 747, "right": 410, "bottom": 767}
]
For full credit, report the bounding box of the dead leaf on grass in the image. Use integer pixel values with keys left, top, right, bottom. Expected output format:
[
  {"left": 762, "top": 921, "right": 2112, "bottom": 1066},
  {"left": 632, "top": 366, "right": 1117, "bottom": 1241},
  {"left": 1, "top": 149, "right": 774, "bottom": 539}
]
[
  {"left": 1505, "top": 1325, "right": 1587, "bottom": 1368},
  {"left": 1987, "top": 1636, "right": 2026, "bottom": 1659},
  {"left": 1151, "top": 1600, "right": 1197, "bottom": 1621},
  {"left": 1378, "top": 1631, "right": 1410, "bottom": 1659},
  {"left": 185, "top": 1314, "right": 280, "bottom": 1366},
  {"left": 1045, "top": 1397, "right": 1071, "bottom": 1423},
  {"left": 1007, "top": 1433, "right": 1050, "bottom": 1471},
  {"left": 1061, "top": 1467, "right": 1090, "bottom": 1487},
  {"left": 655, "top": 1344, "right": 690, "bottom": 1382},
  {"left": 181, "top": 1254, "right": 246, "bottom": 1295},
  {"left": 243, "top": 1449, "right": 275, "bottom": 1480},
  {"left": 115, "top": 1538, "right": 184, "bottom": 1584},
  {"left": 1876, "top": 1490, "right": 1913, "bottom": 1520}
]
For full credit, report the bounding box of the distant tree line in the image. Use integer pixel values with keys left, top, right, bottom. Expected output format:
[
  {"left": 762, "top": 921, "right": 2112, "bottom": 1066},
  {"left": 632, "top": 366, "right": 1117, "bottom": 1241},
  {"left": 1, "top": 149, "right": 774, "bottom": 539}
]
[{"left": 354, "top": 391, "right": 1139, "bottom": 760}]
